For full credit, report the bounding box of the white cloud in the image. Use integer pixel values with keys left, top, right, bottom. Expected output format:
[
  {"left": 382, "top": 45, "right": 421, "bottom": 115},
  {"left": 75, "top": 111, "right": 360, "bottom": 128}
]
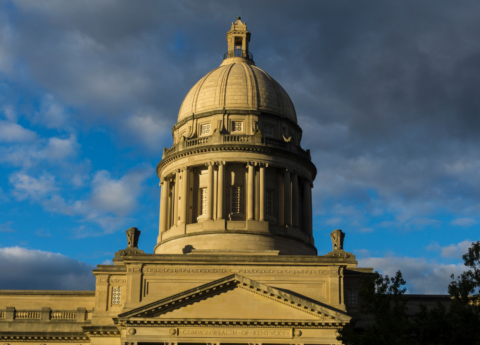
[
  {"left": 90, "top": 168, "right": 149, "bottom": 216},
  {"left": 43, "top": 135, "right": 78, "bottom": 160},
  {"left": 123, "top": 108, "right": 168, "bottom": 149},
  {"left": 359, "top": 255, "right": 465, "bottom": 294},
  {"left": 0, "top": 246, "right": 95, "bottom": 290},
  {"left": 0, "top": 120, "right": 36, "bottom": 143},
  {"left": 1, "top": 105, "right": 17, "bottom": 122},
  {"left": 426, "top": 239, "right": 473, "bottom": 259},
  {"left": 7, "top": 167, "right": 150, "bottom": 235},
  {"left": 0, "top": 135, "right": 78, "bottom": 167},
  {"left": 9, "top": 172, "right": 57, "bottom": 201},
  {"left": 451, "top": 217, "right": 478, "bottom": 227},
  {"left": 440, "top": 240, "right": 472, "bottom": 259},
  {"left": 34, "top": 94, "right": 69, "bottom": 129}
]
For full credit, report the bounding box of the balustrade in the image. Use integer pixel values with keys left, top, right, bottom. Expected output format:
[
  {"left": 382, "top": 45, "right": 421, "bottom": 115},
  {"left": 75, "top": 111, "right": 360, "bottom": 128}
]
[
  {"left": 163, "top": 133, "right": 310, "bottom": 161},
  {"left": 51, "top": 311, "right": 76, "bottom": 319},
  {"left": 224, "top": 134, "right": 250, "bottom": 142},
  {"left": 15, "top": 311, "right": 41, "bottom": 319}
]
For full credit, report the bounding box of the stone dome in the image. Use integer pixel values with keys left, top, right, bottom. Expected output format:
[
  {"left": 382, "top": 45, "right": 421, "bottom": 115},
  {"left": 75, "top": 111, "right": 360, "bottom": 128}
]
[{"left": 177, "top": 61, "right": 297, "bottom": 123}]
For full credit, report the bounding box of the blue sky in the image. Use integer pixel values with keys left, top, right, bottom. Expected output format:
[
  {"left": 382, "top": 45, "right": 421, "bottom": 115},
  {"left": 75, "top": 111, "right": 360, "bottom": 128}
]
[{"left": 1, "top": 0, "right": 479, "bottom": 293}]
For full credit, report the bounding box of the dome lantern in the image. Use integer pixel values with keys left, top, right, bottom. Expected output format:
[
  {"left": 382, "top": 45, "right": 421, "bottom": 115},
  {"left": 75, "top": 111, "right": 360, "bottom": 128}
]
[{"left": 224, "top": 17, "right": 253, "bottom": 61}]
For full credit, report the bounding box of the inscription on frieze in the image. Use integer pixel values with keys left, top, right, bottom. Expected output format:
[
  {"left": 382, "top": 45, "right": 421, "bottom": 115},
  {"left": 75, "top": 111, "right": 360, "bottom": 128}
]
[
  {"left": 238, "top": 269, "right": 327, "bottom": 275},
  {"left": 178, "top": 327, "right": 292, "bottom": 338},
  {"left": 145, "top": 268, "right": 229, "bottom": 273},
  {"left": 143, "top": 268, "right": 328, "bottom": 275}
]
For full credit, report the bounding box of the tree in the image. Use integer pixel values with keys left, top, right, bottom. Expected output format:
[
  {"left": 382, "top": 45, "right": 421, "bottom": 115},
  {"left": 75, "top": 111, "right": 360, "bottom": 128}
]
[
  {"left": 337, "top": 241, "right": 480, "bottom": 345},
  {"left": 336, "top": 270, "right": 413, "bottom": 345}
]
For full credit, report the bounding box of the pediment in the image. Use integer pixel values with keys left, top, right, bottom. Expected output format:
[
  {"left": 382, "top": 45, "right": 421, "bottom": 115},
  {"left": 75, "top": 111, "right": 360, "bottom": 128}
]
[{"left": 119, "top": 274, "right": 350, "bottom": 324}]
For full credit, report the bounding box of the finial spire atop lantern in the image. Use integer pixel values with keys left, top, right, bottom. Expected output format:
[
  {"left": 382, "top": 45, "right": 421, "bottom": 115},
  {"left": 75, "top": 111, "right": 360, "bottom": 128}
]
[{"left": 225, "top": 16, "right": 251, "bottom": 60}]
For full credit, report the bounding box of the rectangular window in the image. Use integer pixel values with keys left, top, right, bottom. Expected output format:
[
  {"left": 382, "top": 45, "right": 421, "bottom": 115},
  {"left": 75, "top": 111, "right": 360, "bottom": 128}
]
[
  {"left": 232, "top": 121, "right": 243, "bottom": 132},
  {"left": 265, "top": 189, "right": 274, "bottom": 217},
  {"left": 201, "top": 124, "right": 211, "bottom": 135},
  {"left": 264, "top": 125, "right": 274, "bottom": 136},
  {"left": 112, "top": 287, "right": 121, "bottom": 305},
  {"left": 200, "top": 188, "right": 208, "bottom": 215},
  {"left": 348, "top": 290, "right": 358, "bottom": 307},
  {"left": 231, "top": 186, "right": 242, "bottom": 213}
]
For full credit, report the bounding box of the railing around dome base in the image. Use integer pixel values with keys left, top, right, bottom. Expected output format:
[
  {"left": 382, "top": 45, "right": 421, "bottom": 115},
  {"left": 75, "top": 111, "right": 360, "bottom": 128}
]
[
  {"left": 223, "top": 50, "right": 253, "bottom": 60},
  {"left": 163, "top": 133, "right": 311, "bottom": 162}
]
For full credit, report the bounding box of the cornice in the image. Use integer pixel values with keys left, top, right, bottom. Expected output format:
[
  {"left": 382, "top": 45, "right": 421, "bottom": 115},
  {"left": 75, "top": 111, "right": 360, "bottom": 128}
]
[{"left": 157, "top": 144, "right": 317, "bottom": 180}]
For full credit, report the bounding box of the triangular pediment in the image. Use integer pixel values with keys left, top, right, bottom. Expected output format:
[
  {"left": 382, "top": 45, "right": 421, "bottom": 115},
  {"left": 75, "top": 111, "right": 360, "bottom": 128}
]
[{"left": 119, "top": 274, "right": 350, "bottom": 324}]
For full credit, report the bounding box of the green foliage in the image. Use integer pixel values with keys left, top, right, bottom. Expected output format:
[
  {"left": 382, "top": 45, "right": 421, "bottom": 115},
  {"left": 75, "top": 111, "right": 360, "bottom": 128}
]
[
  {"left": 337, "top": 270, "right": 413, "bottom": 345},
  {"left": 337, "top": 241, "right": 480, "bottom": 345}
]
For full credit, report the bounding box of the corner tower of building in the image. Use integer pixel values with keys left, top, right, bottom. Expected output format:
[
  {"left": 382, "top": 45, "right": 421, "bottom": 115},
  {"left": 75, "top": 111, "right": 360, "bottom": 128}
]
[{"left": 155, "top": 18, "right": 317, "bottom": 255}]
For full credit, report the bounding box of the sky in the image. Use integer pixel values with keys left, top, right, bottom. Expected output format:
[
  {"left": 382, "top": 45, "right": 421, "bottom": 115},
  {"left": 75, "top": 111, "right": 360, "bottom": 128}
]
[{"left": 0, "top": 0, "right": 479, "bottom": 294}]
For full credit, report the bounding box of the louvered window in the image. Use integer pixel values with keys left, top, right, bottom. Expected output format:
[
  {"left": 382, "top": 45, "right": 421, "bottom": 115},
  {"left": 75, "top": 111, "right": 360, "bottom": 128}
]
[
  {"left": 266, "top": 189, "right": 274, "bottom": 217},
  {"left": 348, "top": 290, "right": 358, "bottom": 307},
  {"left": 200, "top": 188, "right": 208, "bottom": 215},
  {"left": 231, "top": 186, "right": 242, "bottom": 213}
]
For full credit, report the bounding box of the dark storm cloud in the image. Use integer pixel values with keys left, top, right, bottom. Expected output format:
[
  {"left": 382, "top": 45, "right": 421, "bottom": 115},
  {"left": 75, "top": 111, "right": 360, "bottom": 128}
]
[
  {"left": 3, "top": 0, "right": 480, "bottom": 228},
  {"left": 0, "top": 247, "right": 95, "bottom": 290}
]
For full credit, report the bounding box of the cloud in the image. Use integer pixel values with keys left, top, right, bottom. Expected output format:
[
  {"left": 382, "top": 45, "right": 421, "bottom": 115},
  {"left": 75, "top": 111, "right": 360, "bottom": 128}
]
[
  {"left": 0, "top": 135, "right": 79, "bottom": 168},
  {"left": 123, "top": 107, "right": 169, "bottom": 149},
  {"left": 360, "top": 255, "right": 465, "bottom": 294},
  {"left": 0, "top": 222, "right": 16, "bottom": 233},
  {"left": 0, "top": 120, "right": 36, "bottom": 143},
  {"left": 440, "top": 240, "right": 472, "bottom": 259},
  {"left": 0, "top": 246, "right": 95, "bottom": 290},
  {"left": 9, "top": 172, "right": 57, "bottom": 201},
  {"left": 7, "top": 166, "right": 150, "bottom": 235},
  {"left": 34, "top": 94, "right": 69, "bottom": 129},
  {"left": 451, "top": 217, "right": 478, "bottom": 227},
  {"left": 90, "top": 168, "right": 150, "bottom": 216},
  {"left": 426, "top": 239, "right": 473, "bottom": 259}
]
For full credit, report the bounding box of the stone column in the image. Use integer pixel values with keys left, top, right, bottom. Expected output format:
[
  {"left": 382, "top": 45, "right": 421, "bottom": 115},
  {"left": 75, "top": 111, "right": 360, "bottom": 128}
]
[
  {"left": 303, "top": 181, "right": 313, "bottom": 235},
  {"left": 217, "top": 162, "right": 225, "bottom": 220},
  {"left": 259, "top": 164, "right": 266, "bottom": 221},
  {"left": 284, "top": 169, "right": 291, "bottom": 225},
  {"left": 159, "top": 179, "right": 169, "bottom": 234},
  {"left": 174, "top": 171, "right": 180, "bottom": 226},
  {"left": 180, "top": 168, "right": 188, "bottom": 224},
  {"left": 206, "top": 162, "right": 214, "bottom": 220},
  {"left": 166, "top": 180, "right": 172, "bottom": 229},
  {"left": 247, "top": 163, "right": 255, "bottom": 220},
  {"left": 292, "top": 172, "right": 299, "bottom": 227}
]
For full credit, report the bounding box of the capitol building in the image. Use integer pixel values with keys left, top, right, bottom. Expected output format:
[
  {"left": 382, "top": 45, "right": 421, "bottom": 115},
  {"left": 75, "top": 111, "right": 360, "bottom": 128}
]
[{"left": 0, "top": 19, "right": 374, "bottom": 345}]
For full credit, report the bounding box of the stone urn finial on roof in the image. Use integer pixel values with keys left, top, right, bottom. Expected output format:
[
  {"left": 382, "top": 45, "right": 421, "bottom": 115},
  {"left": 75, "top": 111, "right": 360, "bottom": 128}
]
[
  {"left": 330, "top": 229, "right": 345, "bottom": 251},
  {"left": 126, "top": 227, "right": 141, "bottom": 248},
  {"left": 326, "top": 229, "right": 355, "bottom": 260}
]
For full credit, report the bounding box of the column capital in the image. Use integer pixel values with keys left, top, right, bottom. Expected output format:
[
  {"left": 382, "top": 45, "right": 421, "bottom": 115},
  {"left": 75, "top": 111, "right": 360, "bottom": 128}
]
[
  {"left": 257, "top": 162, "right": 268, "bottom": 168},
  {"left": 216, "top": 160, "right": 226, "bottom": 166},
  {"left": 205, "top": 161, "right": 216, "bottom": 167}
]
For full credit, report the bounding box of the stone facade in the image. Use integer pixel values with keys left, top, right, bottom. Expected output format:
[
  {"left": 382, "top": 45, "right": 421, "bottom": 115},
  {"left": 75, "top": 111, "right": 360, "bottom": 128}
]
[{"left": 0, "top": 18, "right": 429, "bottom": 345}]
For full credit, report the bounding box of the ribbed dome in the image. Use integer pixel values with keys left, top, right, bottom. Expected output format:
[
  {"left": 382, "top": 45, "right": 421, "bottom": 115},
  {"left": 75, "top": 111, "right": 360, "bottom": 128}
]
[{"left": 178, "top": 62, "right": 297, "bottom": 123}]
